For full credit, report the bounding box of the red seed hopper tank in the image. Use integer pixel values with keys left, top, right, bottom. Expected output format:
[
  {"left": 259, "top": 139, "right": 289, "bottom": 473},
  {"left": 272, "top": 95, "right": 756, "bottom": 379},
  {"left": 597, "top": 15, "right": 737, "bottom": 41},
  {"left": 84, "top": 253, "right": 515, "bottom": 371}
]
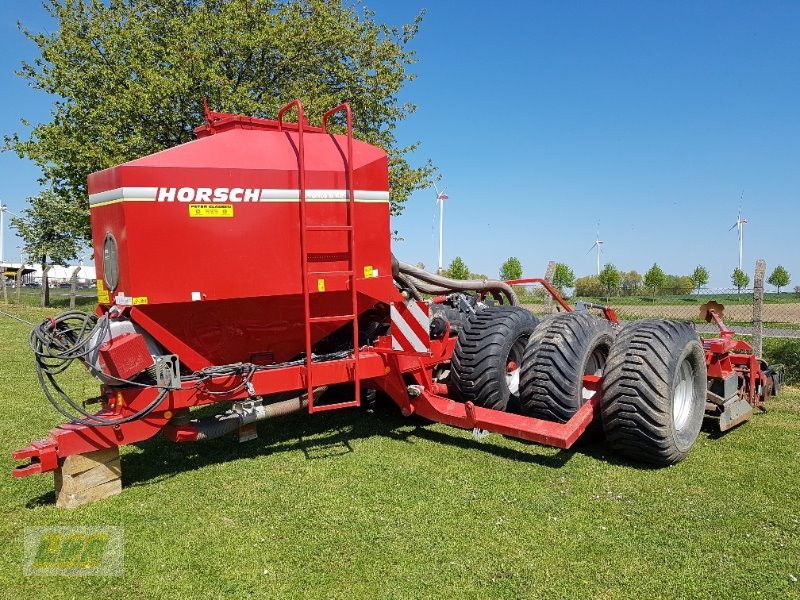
[
  {"left": 12, "top": 100, "right": 778, "bottom": 508},
  {"left": 89, "top": 103, "right": 394, "bottom": 369}
]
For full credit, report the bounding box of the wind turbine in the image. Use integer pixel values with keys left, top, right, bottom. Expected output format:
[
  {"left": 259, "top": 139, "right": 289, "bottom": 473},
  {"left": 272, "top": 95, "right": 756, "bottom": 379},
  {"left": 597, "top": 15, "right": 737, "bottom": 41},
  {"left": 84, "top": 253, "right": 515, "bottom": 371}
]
[
  {"left": 586, "top": 226, "right": 604, "bottom": 275},
  {"left": 433, "top": 183, "right": 449, "bottom": 274},
  {"left": 728, "top": 207, "right": 748, "bottom": 270}
]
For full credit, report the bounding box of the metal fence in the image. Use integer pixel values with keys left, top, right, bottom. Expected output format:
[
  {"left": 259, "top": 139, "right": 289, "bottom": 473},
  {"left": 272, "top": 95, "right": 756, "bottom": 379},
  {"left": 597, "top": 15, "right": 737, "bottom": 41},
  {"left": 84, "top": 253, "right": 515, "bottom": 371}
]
[
  {"left": 5, "top": 265, "right": 799, "bottom": 337},
  {"left": 571, "top": 290, "right": 799, "bottom": 335},
  {"left": 519, "top": 261, "right": 798, "bottom": 346},
  {"left": 2, "top": 274, "right": 97, "bottom": 309}
]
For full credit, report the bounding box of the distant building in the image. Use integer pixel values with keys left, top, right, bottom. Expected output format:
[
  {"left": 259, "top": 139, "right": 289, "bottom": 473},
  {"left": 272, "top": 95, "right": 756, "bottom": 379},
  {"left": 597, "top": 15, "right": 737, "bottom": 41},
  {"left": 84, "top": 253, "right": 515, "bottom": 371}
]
[{"left": 1, "top": 262, "right": 97, "bottom": 285}]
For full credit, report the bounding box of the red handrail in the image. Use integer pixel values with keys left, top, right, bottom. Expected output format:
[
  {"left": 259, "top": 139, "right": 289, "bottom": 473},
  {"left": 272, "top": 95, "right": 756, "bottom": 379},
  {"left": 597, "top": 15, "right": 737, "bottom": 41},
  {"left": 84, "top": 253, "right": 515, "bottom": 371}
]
[
  {"left": 277, "top": 100, "right": 315, "bottom": 407},
  {"left": 504, "top": 278, "right": 573, "bottom": 312}
]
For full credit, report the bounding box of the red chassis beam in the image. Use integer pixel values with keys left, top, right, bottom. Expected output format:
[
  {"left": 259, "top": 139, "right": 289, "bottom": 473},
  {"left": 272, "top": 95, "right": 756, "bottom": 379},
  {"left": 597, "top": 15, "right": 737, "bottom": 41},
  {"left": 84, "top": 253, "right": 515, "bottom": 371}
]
[
  {"left": 412, "top": 375, "right": 602, "bottom": 449},
  {"left": 13, "top": 351, "right": 391, "bottom": 477},
  {"left": 13, "top": 306, "right": 605, "bottom": 477}
]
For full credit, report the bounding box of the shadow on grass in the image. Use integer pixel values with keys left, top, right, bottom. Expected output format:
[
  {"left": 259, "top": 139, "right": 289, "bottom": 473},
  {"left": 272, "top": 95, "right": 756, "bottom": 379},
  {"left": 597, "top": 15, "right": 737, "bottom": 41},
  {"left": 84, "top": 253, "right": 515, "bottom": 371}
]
[
  {"left": 23, "top": 396, "right": 694, "bottom": 507},
  {"left": 112, "top": 400, "right": 604, "bottom": 490},
  {"left": 26, "top": 491, "right": 56, "bottom": 509}
]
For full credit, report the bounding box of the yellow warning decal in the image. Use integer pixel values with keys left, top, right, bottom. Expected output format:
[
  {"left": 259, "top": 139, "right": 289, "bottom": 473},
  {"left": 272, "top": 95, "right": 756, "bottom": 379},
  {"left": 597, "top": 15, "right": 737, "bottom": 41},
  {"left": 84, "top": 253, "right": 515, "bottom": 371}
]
[
  {"left": 96, "top": 280, "right": 104, "bottom": 292},
  {"left": 189, "top": 204, "right": 234, "bottom": 218},
  {"left": 132, "top": 296, "right": 148, "bottom": 305},
  {"left": 97, "top": 291, "right": 110, "bottom": 304},
  {"left": 317, "top": 279, "right": 326, "bottom": 292},
  {"left": 363, "top": 265, "right": 374, "bottom": 278}
]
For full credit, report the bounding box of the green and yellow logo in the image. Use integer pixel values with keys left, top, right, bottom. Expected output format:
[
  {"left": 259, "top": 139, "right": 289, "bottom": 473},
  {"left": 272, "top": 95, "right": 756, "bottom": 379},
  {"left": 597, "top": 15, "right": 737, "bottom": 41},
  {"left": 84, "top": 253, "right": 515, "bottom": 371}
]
[{"left": 24, "top": 527, "right": 123, "bottom": 576}]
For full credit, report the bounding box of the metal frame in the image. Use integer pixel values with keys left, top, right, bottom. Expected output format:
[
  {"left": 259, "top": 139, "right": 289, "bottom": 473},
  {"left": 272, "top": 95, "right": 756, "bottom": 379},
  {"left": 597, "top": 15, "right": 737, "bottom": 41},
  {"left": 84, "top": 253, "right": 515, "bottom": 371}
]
[
  {"left": 10, "top": 101, "right": 772, "bottom": 480},
  {"left": 12, "top": 279, "right": 608, "bottom": 477}
]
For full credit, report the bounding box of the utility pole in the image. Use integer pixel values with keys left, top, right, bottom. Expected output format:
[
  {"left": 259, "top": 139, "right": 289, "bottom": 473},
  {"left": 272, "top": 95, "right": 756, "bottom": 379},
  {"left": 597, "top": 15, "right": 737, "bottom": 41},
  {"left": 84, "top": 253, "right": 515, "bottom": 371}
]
[
  {"left": 0, "top": 203, "right": 7, "bottom": 265},
  {"left": 0, "top": 202, "right": 20, "bottom": 266},
  {"left": 434, "top": 184, "right": 449, "bottom": 274}
]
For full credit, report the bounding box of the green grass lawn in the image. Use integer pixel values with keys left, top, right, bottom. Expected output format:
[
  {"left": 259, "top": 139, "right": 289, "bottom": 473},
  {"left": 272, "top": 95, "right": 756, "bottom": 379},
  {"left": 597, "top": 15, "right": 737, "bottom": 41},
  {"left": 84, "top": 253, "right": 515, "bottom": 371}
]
[
  {"left": 3, "top": 286, "right": 97, "bottom": 309},
  {"left": 1, "top": 305, "right": 799, "bottom": 599}
]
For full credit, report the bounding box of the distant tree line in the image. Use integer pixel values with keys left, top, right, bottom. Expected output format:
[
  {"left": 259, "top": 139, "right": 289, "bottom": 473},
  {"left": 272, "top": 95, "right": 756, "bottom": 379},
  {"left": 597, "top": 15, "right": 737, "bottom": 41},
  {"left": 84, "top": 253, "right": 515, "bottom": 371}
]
[{"left": 439, "top": 256, "right": 792, "bottom": 300}]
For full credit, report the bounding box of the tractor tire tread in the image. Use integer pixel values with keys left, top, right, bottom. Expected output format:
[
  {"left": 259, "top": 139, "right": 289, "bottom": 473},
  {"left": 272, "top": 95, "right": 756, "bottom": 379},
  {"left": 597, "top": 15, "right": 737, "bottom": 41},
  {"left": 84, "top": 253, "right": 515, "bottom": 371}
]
[
  {"left": 451, "top": 306, "right": 538, "bottom": 411},
  {"left": 519, "top": 312, "right": 614, "bottom": 423},
  {"left": 601, "top": 319, "right": 706, "bottom": 465}
]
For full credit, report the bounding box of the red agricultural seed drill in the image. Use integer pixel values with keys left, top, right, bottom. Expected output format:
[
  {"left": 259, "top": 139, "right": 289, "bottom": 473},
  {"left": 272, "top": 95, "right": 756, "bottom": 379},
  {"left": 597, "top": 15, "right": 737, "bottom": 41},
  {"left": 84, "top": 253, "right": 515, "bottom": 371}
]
[{"left": 12, "top": 101, "right": 781, "bottom": 506}]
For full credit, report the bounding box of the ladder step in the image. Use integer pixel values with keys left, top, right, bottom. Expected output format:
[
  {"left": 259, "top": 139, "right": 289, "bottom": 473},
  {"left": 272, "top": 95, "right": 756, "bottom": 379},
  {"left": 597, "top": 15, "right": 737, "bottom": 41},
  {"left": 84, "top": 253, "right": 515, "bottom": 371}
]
[
  {"left": 307, "top": 225, "right": 353, "bottom": 231},
  {"left": 309, "top": 399, "right": 360, "bottom": 413},
  {"left": 308, "top": 270, "right": 353, "bottom": 277},
  {"left": 309, "top": 314, "right": 356, "bottom": 323}
]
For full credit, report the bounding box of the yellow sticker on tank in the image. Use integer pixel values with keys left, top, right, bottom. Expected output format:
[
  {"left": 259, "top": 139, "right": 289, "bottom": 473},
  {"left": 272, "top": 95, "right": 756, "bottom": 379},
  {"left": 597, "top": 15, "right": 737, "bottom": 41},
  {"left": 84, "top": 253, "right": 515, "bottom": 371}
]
[
  {"left": 189, "top": 204, "right": 234, "bottom": 218},
  {"left": 97, "top": 291, "right": 110, "bottom": 304},
  {"left": 317, "top": 279, "right": 326, "bottom": 292},
  {"left": 96, "top": 280, "right": 104, "bottom": 292},
  {"left": 132, "top": 296, "right": 148, "bottom": 305},
  {"left": 363, "top": 265, "right": 374, "bottom": 278}
]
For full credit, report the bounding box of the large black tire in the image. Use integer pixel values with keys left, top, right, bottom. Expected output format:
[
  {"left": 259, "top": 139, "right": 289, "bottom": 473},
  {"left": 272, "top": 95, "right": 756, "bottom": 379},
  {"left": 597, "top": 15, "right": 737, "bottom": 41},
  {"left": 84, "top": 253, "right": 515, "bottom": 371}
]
[
  {"left": 451, "top": 307, "right": 539, "bottom": 411},
  {"left": 518, "top": 312, "right": 614, "bottom": 422},
  {"left": 601, "top": 319, "right": 707, "bottom": 465}
]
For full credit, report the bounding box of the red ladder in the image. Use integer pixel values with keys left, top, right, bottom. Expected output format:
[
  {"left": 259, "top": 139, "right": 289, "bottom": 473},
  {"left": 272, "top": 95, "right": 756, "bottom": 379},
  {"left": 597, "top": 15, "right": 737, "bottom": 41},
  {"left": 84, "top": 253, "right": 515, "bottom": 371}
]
[{"left": 277, "top": 100, "right": 361, "bottom": 413}]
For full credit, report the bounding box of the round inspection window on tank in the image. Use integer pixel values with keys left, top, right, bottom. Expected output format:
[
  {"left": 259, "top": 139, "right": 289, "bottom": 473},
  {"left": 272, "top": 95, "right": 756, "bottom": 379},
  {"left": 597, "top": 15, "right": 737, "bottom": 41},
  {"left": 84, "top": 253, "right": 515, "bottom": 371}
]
[{"left": 102, "top": 233, "right": 119, "bottom": 292}]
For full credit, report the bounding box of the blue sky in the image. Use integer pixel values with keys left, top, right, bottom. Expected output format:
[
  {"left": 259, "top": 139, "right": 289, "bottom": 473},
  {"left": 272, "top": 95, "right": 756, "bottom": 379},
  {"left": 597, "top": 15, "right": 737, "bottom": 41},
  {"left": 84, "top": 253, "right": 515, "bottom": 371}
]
[{"left": 1, "top": 1, "right": 798, "bottom": 287}]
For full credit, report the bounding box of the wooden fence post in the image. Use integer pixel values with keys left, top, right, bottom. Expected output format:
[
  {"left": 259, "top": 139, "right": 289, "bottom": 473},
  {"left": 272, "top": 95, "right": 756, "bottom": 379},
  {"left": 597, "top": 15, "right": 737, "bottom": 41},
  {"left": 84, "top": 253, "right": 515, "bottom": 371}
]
[
  {"left": 69, "top": 266, "right": 82, "bottom": 309},
  {"left": 15, "top": 266, "right": 23, "bottom": 304},
  {"left": 752, "top": 259, "right": 766, "bottom": 358},
  {"left": 544, "top": 261, "right": 557, "bottom": 315},
  {"left": 40, "top": 265, "right": 52, "bottom": 307}
]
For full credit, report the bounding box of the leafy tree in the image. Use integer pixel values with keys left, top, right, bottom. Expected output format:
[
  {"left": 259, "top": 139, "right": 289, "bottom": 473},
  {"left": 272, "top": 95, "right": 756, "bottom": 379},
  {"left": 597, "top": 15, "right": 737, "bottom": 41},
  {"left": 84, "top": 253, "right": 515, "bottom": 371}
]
[
  {"left": 6, "top": 0, "right": 435, "bottom": 241},
  {"left": 768, "top": 265, "right": 790, "bottom": 293},
  {"left": 499, "top": 257, "right": 523, "bottom": 281},
  {"left": 664, "top": 274, "right": 694, "bottom": 296},
  {"left": 574, "top": 275, "right": 603, "bottom": 297},
  {"left": 644, "top": 263, "right": 666, "bottom": 298},
  {"left": 731, "top": 268, "right": 750, "bottom": 294},
  {"left": 446, "top": 256, "right": 470, "bottom": 280},
  {"left": 620, "top": 270, "right": 642, "bottom": 296},
  {"left": 690, "top": 265, "right": 709, "bottom": 292},
  {"left": 468, "top": 272, "right": 488, "bottom": 281},
  {"left": 552, "top": 263, "right": 575, "bottom": 292},
  {"left": 598, "top": 263, "right": 621, "bottom": 298},
  {"left": 11, "top": 189, "right": 84, "bottom": 306}
]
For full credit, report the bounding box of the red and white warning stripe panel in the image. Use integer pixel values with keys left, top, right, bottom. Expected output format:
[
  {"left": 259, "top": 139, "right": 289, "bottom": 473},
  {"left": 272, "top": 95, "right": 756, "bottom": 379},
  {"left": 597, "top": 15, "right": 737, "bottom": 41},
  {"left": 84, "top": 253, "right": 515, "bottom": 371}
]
[{"left": 390, "top": 300, "right": 431, "bottom": 354}]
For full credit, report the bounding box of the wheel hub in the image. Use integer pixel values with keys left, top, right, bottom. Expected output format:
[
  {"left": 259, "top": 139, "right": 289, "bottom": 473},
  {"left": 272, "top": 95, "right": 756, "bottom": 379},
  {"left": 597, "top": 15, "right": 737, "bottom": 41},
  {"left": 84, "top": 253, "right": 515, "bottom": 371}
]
[{"left": 672, "top": 359, "right": 694, "bottom": 430}]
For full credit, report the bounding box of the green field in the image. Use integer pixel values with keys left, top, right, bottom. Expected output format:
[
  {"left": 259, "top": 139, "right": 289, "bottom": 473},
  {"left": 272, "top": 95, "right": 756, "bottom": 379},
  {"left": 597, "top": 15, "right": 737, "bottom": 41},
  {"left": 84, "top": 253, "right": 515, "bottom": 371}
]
[
  {"left": 570, "top": 292, "right": 799, "bottom": 306},
  {"left": 1, "top": 305, "right": 799, "bottom": 599}
]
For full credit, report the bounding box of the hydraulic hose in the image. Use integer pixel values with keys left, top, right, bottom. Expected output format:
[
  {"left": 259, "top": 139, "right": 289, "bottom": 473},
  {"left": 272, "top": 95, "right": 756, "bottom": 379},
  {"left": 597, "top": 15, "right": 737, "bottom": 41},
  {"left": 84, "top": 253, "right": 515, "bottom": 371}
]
[
  {"left": 393, "top": 271, "right": 422, "bottom": 300},
  {"left": 396, "top": 260, "right": 519, "bottom": 306}
]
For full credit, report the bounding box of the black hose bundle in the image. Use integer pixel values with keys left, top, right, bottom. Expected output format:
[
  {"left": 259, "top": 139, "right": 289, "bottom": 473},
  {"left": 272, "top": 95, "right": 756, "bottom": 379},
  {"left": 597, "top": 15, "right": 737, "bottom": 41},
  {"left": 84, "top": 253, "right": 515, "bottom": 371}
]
[
  {"left": 29, "top": 311, "right": 169, "bottom": 426},
  {"left": 29, "top": 311, "right": 360, "bottom": 427},
  {"left": 395, "top": 259, "right": 519, "bottom": 306}
]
